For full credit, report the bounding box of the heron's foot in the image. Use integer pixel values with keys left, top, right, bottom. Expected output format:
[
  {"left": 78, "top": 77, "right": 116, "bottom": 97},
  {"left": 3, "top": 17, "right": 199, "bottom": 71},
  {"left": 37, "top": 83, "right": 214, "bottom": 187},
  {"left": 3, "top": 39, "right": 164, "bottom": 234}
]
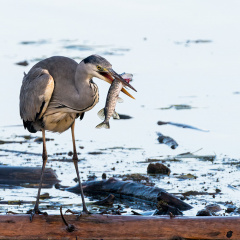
[
  {"left": 27, "top": 208, "right": 48, "bottom": 222},
  {"left": 65, "top": 208, "right": 91, "bottom": 220}
]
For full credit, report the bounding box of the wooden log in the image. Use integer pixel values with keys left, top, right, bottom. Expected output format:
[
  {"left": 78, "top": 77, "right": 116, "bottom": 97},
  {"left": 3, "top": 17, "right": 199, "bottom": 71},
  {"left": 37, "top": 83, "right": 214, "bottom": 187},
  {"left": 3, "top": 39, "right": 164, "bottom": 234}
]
[
  {"left": 0, "top": 214, "right": 239, "bottom": 239},
  {"left": 67, "top": 177, "right": 192, "bottom": 211},
  {"left": 0, "top": 166, "right": 60, "bottom": 187}
]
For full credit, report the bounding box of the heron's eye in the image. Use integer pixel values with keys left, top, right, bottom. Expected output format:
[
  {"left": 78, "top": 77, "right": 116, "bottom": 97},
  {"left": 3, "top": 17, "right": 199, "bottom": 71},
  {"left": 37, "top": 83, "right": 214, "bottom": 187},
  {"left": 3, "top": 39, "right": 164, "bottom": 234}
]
[{"left": 97, "top": 66, "right": 102, "bottom": 71}]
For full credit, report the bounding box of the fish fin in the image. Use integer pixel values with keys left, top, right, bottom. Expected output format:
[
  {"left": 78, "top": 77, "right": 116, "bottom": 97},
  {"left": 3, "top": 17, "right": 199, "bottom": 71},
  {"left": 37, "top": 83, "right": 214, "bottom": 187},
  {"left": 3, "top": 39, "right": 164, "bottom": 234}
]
[
  {"left": 113, "top": 111, "right": 120, "bottom": 119},
  {"left": 117, "top": 97, "right": 124, "bottom": 103},
  {"left": 95, "top": 122, "right": 110, "bottom": 129},
  {"left": 120, "top": 73, "right": 133, "bottom": 80},
  {"left": 97, "top": 108, "right": 105, "bottom": 120}
]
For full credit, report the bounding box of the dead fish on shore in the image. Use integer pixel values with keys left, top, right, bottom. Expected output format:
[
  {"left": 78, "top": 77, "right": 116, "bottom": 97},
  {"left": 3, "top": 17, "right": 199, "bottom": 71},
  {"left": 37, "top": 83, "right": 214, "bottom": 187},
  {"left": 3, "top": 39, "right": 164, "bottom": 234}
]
[{"left": 96, "top": 73, "right": 133, "bottom": 129}]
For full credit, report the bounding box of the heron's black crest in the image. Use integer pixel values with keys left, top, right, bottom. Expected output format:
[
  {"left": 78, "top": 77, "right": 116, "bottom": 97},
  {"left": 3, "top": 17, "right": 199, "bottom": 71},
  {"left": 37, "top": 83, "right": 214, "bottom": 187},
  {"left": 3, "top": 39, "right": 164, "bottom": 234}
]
[{"left": 83, "top": 55, "right": 111, "bottom": 68}]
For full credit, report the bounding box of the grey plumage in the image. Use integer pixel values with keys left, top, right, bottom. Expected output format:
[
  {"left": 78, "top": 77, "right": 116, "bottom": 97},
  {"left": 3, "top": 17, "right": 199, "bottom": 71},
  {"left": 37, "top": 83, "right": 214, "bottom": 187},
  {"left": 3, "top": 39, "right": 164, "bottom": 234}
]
[
  {"left": 19, "top": 54, "right": 135, "bottom": 220},
  {"left": 20, "top": 56, "right": 103, "bottom": 133},
  {"left": 83, "top": 55, "right": 111, "bottom": 67}
]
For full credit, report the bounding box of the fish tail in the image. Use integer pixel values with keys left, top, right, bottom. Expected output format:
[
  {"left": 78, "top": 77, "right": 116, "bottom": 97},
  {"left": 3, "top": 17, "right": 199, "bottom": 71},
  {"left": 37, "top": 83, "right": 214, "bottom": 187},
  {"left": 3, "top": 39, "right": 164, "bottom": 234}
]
[{"left": 95, "top": 121, "right": 110, "bottom": 129}]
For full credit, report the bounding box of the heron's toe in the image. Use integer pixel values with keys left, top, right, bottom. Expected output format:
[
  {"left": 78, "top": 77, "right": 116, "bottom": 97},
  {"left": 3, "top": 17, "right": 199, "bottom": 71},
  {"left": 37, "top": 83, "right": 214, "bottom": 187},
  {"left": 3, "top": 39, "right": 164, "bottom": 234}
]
[{"left": 27, "top": 208, "right": 48, "bottom": 222}]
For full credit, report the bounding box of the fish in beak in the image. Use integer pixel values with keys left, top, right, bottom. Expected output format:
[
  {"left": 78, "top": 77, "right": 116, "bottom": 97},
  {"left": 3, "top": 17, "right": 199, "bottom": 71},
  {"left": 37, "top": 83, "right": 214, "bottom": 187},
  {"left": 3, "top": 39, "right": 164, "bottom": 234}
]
[{"left": 98, "top": 68, "right": 136, "bottom": 99}]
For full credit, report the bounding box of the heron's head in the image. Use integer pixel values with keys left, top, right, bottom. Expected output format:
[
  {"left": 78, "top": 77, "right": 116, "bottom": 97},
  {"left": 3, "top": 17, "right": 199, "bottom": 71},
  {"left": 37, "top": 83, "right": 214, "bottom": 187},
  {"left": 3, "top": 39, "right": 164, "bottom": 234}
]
[{"left": 82, "top": 54, "right": 136, "bottom": 99}]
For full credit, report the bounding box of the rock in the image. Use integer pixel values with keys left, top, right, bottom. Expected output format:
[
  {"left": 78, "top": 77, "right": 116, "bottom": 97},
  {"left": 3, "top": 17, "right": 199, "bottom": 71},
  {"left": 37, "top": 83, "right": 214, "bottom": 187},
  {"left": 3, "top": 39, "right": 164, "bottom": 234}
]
[
  {"left": 147, "top": 163, "right": 171, "bottom": 175},
  {"left": 73, "top": 177, "right": 78, "bottom": 183},
  {"left": 205, "top": 204, "right": 222, "bottom": 213},
  {"left": 93, "top": 194, "right": 115, "bottom": 206},
  {"left": 225, "top": 205, "right": 236, "bottom": 213},
  {"left": 39, "top": 193, "right": 50, "bottom": 199},
  {"left": 196, "top": 209, "right": 212, "bottom": 216},
  {"left": 155, "top": 201, "right": 183, "bottom": 216},
  {"left": 87, "top": 175, "right": 97, "bottom": 181},
  {"left": 102, "top": 173, "right": 107, "bottom": 179},
  {"left": 120, "top": 174, "right": 149, "bottom": 182},
  {"left": 177, "top": 174, "right": 197, "bottom": 180}
]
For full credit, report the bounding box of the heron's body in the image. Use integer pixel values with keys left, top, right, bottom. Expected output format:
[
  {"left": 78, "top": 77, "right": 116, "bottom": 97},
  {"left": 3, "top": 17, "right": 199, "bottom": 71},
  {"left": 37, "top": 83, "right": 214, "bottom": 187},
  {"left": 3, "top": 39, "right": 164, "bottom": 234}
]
[
  {"left": 19, "top": 54, "right": 136, "bottom": 221},
  {"left": 20, "top": 56, "right": 99, "bottom": 133}
]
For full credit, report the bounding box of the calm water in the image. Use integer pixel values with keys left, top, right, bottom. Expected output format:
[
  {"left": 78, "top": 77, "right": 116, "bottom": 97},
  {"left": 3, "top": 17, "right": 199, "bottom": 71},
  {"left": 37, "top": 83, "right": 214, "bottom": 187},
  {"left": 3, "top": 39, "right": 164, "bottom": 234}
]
[{"left": 0, "top": 0, "right": 240, "bottom": 215}]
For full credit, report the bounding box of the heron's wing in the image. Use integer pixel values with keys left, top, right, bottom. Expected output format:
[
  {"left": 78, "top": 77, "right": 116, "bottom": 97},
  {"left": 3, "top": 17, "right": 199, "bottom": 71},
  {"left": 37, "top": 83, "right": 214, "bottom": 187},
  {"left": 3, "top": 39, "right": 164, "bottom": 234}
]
[{"left": 20, "top": 68, "right": 54, "bottom": 122}]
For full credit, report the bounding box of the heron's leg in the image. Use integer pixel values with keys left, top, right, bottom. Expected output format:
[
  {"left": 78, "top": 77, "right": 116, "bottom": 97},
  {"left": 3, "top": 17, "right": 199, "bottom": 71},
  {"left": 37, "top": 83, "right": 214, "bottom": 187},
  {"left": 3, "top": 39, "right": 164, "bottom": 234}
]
[
  {"left": 30, "top": 129, "right": 48, "bottom": 221},
  {"left": 71, "top": 121, "right": 88, "bottom": 213}
]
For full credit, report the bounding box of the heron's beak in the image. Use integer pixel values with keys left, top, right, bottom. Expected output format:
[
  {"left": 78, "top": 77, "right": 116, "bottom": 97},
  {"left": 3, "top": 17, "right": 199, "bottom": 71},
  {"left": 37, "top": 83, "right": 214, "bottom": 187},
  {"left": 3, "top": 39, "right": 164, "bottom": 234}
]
[{"left": 98, "top": 68, "right": 136, "bottom": 99}]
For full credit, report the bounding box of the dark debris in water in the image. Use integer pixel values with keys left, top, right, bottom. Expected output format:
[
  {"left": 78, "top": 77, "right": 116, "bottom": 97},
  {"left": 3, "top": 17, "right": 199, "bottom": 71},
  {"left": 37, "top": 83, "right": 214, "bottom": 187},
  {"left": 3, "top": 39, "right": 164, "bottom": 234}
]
[
  {"left": 0, "top": 140, "right": 27, "bottom": 145},
  {"left": 92, "top": 194, "right": 115, "bottom": 206},
  {"left": 88, "top": 151, "right": 104, "bottom": 155},
  {"left": 155, "top": 202, "right": 183, "bottom": 216},
  {"left": 20, "top": 40, "right": 49, "bottom": 45},
  {"left": 159, "top": 104, "right": 193, "bottom": 110},
  {"left": 19, "top": 135, "right": 35, "bottom": 140},
  {"left": 176, "top": 173, "right": 197, "bottom": 180},
  {"left": 182, "top": 191, "right": 218, "bottom": 197},
  {"left": 157, "top": 120, "right": 209, "bottom": 132},
  {"left": 15, "top": 61, "right": 29, "bottom": 66},
  {"left": 175, "top": 39, "right": 212, "bottom": 46},
  {"left": 157, "top": 132, "right": 178, "bottom": 149},
  {"left": 116, "top": 173, "right": 152, "bottom": 184},
  {"left": 34, "top": 137, "right": 54, "bottom": 143},
  {"left": 64, "top": 45, "right": 94, "bottom": 51},
  {"left": 99, "top": 146, "right": 142, "bottom": 151},
  {"left": 102, "top": 51, "right": 123, "bottom": 56},
  {"left": 87, "top": 174, "right": 97, "bottom": 181},
  {"left": 176, "top": 152, "right": 216, "bottom": 161}
]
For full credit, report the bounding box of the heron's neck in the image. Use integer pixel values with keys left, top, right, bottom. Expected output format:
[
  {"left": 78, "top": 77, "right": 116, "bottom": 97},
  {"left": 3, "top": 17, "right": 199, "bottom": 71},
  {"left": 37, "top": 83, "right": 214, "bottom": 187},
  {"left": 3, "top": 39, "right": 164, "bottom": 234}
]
[
  {"left": 75, "top": 63, "right": 92, "bottom": 91},
  {"left": 73, "top": 62, "right": 98, "bottom": 111}
]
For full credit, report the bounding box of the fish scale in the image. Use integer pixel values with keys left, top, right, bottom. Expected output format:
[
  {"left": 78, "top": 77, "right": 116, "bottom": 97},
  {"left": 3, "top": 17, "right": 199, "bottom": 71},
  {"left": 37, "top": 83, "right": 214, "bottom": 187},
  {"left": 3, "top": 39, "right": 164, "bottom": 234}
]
[{"left": 96, "top": 73, "right": 133, "bottom": 129}]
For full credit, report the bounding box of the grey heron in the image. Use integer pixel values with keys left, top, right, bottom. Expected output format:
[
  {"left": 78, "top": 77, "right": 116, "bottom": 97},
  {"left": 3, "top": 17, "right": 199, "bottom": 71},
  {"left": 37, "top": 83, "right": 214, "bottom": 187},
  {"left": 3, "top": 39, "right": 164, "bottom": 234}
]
[{"left": 19, "top": 55, "right": 136, "bottom": 221}]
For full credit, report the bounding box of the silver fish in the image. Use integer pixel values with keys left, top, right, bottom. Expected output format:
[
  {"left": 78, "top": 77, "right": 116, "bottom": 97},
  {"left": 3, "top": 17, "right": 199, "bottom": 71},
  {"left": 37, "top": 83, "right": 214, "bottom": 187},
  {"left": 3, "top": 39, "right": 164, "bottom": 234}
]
[{"left": 96, "top": 73, "right": 133, "bottom": 129}]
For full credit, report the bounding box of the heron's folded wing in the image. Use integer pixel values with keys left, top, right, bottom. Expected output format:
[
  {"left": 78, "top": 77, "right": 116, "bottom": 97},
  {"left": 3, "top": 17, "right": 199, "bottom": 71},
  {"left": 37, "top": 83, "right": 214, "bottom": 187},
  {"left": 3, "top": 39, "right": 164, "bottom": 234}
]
[{"left": 19, "top": 68, "right": 54, "bottom": 122}]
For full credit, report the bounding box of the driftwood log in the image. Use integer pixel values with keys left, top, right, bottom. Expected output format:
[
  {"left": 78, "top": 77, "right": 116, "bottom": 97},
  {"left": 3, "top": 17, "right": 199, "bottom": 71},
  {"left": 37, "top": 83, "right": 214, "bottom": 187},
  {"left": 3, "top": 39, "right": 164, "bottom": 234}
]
[
  {"left": 0, "top": 166, "right": 59, "bottom": 187},
  {"left": 0, "top": 214, "right": 239, "bottom": 239},
  {"left": 67, "top": 177, "right": 192, "bottom": 211}
]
